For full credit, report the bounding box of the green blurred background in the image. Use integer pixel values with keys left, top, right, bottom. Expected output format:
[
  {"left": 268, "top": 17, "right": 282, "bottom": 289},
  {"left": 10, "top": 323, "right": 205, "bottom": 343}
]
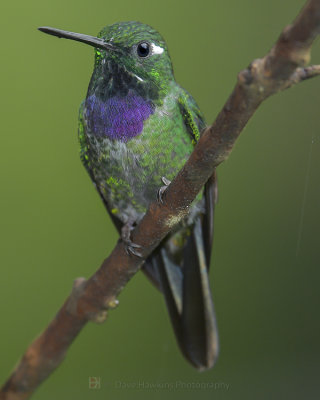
[{"left": 1, "top": 0, "right": 319, "bottom": 399}]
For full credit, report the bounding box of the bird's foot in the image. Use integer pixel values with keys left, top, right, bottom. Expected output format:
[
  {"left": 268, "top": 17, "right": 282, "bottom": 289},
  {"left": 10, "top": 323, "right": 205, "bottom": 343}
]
[
  {"left": 157, "top": 176, "right": 171, "bottom": 204},
  {"left": 121, "top": 221, "right": 143, "bottom": 258}
]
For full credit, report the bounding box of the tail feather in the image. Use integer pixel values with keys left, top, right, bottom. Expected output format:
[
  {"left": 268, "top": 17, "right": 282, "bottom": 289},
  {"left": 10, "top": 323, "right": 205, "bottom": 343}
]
[
  {"left": 181, "top": 218, "right": 219, "bottom": 369},
  {"left": 141, "top": 173, "right": 219, "bottom": 370}
]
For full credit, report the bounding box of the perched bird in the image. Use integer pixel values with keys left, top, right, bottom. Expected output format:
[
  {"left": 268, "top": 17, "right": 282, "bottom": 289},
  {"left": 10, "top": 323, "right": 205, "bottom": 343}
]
[{"left": 39, "top": 21, "right": 219, "bottom": 370}]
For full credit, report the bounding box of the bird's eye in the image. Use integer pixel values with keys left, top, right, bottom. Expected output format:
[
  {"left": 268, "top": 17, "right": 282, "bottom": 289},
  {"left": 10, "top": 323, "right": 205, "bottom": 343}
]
[{"left": 137, "top": 42, "right": 150, "bottom": 57}]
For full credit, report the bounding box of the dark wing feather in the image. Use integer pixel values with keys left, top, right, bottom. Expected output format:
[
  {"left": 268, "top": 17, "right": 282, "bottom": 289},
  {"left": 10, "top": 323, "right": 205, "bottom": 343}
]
[
  {"left": 202, "top": 171, "right": 218, "bottom": 267},
  {"left": 143, "top": 90, "right": 219, "bottom": 369}
]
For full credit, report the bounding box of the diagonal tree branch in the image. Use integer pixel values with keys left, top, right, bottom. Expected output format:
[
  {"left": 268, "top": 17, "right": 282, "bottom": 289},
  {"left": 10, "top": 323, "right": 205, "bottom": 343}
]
[{"left": 1, "top": 0, "right": 320, "bottom": 399}]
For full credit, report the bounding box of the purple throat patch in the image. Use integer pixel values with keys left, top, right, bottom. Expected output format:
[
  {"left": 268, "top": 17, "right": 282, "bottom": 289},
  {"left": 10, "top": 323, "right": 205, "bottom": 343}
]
[{"left": 85, "top": 92, "right": 154, "bottom": 142}]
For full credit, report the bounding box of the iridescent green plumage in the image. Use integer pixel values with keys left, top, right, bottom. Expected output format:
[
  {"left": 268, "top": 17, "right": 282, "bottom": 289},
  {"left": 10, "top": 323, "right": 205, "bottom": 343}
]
[
  {"left": 39, "top": 21, "right": 219, "bottom": 370},
  {"left": 78, "top": 84, "right": 203, "bottom": 221}
]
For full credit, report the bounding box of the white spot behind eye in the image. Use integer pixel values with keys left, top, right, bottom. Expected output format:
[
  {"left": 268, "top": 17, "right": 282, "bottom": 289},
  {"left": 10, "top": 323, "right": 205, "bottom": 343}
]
[{"left": 151, "top": 43, "right": 164, "bottom": 55}]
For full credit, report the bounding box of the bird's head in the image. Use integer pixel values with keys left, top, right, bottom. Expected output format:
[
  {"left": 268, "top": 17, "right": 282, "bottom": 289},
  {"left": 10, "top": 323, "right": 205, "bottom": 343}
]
[{"left": 39, "top": 21, "right": 175, "bottom": 101}]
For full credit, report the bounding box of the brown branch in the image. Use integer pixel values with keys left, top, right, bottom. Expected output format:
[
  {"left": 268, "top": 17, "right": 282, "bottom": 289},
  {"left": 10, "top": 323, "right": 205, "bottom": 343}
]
[
  {"left": 288, "top": 64, "right": 320, "bottom": 86},
  {"left": 1, "top": 0, "right": 320, "bottom": 399}
]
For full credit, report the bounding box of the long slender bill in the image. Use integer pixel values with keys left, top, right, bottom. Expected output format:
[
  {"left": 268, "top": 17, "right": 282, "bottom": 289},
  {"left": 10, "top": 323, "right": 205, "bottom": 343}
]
[{"left": 38, "top": 27, "right": 115, "bottom": 51}]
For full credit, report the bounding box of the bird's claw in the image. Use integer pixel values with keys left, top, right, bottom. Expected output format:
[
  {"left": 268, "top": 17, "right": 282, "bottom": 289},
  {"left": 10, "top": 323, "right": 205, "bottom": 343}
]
[
  {"left": 121, "top": 221, "right": 143, "bottom": 258},
  {"left": 157, "top": 176, "right": 171, "bottom": 204},
  {"left": 125, "top": 241, "right": 143, "bottom": 258}
]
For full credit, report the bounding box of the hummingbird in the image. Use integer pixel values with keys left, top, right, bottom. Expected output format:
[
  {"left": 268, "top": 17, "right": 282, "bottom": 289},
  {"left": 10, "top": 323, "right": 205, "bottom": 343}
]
[{"left": 39, "top": 21, "right": 219, "bottom": 370}]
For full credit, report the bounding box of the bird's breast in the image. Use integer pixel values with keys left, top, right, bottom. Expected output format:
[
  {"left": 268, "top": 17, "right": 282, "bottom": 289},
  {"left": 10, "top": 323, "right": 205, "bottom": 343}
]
[
  {"left": 82, "top": 90, "right": 195, "bottom": 223},
  {"left": 85, "top": 92, "right": 155, "bottom": 142}
]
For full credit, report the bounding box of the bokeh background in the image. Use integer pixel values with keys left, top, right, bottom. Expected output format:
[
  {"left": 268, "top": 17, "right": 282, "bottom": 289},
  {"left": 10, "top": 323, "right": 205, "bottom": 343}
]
[{"left": 1, "top": 0, "right": 319, "bottom": 399}]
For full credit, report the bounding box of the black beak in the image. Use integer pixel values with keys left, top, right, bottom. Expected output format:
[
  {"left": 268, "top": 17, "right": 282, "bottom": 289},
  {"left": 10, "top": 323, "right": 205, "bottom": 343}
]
[{"left": 38, "top": 26, "right": 115, "bottom": 52}]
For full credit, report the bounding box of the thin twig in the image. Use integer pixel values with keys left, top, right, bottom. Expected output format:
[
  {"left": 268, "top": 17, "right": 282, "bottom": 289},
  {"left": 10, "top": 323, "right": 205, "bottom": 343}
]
[{"left": 1, "top": 0, "right": 320, "bottom": 399}]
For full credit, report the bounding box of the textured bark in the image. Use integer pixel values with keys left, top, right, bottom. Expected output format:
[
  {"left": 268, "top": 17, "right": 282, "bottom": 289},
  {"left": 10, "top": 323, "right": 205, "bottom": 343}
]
[{"left": 1, "top": 0, "right": 320, "bottom": 398}]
